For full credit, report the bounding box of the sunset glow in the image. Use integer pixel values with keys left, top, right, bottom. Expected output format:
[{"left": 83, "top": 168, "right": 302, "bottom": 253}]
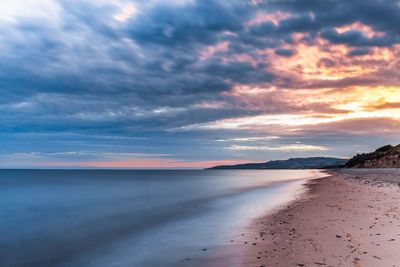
[{"left": 1, "top": 0, "right": 399, "bottom": 168}]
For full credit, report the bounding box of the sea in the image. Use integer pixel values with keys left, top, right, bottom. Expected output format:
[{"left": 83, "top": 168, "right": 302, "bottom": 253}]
[{"left": 0, "top": 169, "right": 325, "bottom": 267}]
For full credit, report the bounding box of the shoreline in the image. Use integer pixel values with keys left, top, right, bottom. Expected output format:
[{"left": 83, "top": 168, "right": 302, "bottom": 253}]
[
  {"left": 242, "top": 169, "right": 400, "bottom": 266},
  {"left": 191, "top": 170, "right": 326, "bottom": 267}
]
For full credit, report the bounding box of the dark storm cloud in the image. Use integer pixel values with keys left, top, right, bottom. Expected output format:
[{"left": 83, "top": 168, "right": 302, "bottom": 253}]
[
  {"left": 126, "top": 1, "right": 250, "bottom": 46},
  {"left": 274, "top": 48, "right": 296, "bottom": 57},
  {"left": 320, "top": 28, "right": 397, "bottom": 47},
  {"left": 347, "top": 48, "right": 373, "bottom": 57},
  {"left": 252, "top": 0, "right": 400, "bottom": 46},
  {"left": 0, "top": 0, "right": 277, "bottom": 133},
  {"left": 2, "top": 0, "right": 398, "bottom": 126}
]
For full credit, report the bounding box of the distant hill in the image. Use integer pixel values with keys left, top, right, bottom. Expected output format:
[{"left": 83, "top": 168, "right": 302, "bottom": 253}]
[
  {"left": 346, "top": 144, "right": 400, "bottom": 168},
  {"left": 207, "top": 157, "right": 347, "bottom": 170}
]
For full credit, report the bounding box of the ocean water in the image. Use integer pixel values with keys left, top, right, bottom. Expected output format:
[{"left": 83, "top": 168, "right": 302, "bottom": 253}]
[{"left": 0, "top": 169, "right": 325, "bottom": 267}]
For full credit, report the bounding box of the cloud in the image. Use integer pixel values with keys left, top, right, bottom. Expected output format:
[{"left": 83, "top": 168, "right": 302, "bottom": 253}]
[
  {"left": 320, "top": 28, "right": 396, "bottom": 47},
  {"left": 227, "top": 144, "right": 329, "bottom": 151},
  {"left": 275, "top": 48, "right": 296, "bottom": 57},
  {"left": 217, "top": 136, "right": 280, "bottom": 142},
  {"left": 113, "top": 3, "right": 138, "bottom": 22},
  {"left": 0, "top": 0, "right": 399, "bottom": 167}
]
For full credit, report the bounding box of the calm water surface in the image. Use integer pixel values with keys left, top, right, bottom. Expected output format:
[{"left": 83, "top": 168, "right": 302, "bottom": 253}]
[{"left": 0, "top": 169, "right": 325, "bottom": 267}]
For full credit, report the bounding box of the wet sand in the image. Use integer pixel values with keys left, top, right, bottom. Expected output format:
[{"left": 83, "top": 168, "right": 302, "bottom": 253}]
[{"left": 242, "top": 170, "right": 400, "bottom": 267}]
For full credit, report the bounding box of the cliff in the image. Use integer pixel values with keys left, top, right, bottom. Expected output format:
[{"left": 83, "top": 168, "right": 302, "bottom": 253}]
[{"left": 346, "top": 145, "right": 400, "bottom": 168}]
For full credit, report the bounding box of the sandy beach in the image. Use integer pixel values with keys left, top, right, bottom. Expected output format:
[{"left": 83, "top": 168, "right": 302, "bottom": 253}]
[{"left": 242, "top": 169, "right": 400, "bottom": 267}]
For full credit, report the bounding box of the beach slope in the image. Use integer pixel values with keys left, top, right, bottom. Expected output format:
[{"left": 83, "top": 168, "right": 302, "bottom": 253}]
[{"left": 243, "top": 169, "right": 400, "bottom": 267}]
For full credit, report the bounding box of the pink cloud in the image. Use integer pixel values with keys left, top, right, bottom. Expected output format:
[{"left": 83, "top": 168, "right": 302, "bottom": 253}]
[
  {"left": 113, "top": 3, "right": 138, "bottom": 22},
  {"left": 334, "top": 22, "right": 385, "bottom": 38},
  {"left": 199, "top": 41, "right": 229, "bottom": 60},
  {"left": 247, "top": 11, "right": 291, "bottom": 26},
  {"left": 45, "top": 159, "right": 251, "bottom": 169}
]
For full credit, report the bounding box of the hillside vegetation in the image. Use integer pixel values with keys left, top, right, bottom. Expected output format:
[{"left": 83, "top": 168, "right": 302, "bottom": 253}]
[
  {"left": 346, "top": 145, "right": 400, "bottom": 168},
  {"left": 208, "top": 157, "right": 347, "bottom": 170}
]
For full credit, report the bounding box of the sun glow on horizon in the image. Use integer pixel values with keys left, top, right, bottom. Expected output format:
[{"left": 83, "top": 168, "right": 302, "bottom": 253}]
[{"left": 180, "top": 85, "right": 400, "bottom": 134}]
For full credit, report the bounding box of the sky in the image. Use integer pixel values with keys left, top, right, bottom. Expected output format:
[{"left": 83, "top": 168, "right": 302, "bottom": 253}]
[{"left": 0, "top": 0, "right": 400, "bottom": 168}]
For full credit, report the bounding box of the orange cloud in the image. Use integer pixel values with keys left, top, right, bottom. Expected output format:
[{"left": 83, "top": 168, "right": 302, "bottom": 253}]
[
  {"left": 264, "top": 40, "right": 372, "bottom": 80},
  {"left": 186, "top": 83, "right": 400, "bottom": 137}
]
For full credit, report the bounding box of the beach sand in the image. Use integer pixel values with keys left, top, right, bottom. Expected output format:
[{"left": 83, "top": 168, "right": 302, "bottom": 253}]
[{"left": 242, "top": 170, "right": 400, "bottom": 267}]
